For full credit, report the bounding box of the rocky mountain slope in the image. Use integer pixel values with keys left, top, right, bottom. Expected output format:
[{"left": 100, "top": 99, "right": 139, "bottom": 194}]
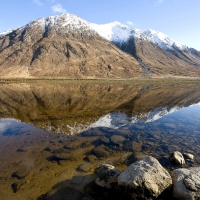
[
  {"left": 91, "top": 22, "right": 200, "bottom": 77},
  {"left": 1, "top": 13, "right": 200, "bottom": 78},
  {"left": 0, "top": 14, "right": 141, "bottom": 78}
]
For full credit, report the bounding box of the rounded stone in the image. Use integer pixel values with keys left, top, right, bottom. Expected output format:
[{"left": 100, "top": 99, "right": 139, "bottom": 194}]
[
  {"left": 77, "top": 163, "right": 93, "bottom": 172},
  {"left": 100, "top": 136, "right": 110, "bottom": 144},
  {"left": 95, "top": 164, "right": 120, "bottom": 189},
  {"left": 169, "top": 151, "right": 185, "bottom": 165},
  {"left": 92, "top": 145, "right": 110, "bottom": 158},
  {"left": 110, "top": 135, "right": 126, "bottom": 145},
  {"left": 86, "top": 155, "right": 98, "bottom": 163},
  {"left": 12, "top": 169, "right": 30, "bottom": 179},
  {"left": 183, "top": 153, "right": 194, "bottom": 160}
]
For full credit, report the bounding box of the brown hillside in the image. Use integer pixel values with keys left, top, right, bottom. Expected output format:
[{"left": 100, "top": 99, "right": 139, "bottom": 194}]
[{"left": 0, "top": 15, "right": 141, "bottom": 78}]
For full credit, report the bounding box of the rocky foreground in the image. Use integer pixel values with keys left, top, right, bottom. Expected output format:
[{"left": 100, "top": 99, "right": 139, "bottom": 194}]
[
  {"left": 39, "top": 151, "right": 200, "bottom": 200},
  {"left": 92, "top": 154, "right": 200, "bottom": 200}
]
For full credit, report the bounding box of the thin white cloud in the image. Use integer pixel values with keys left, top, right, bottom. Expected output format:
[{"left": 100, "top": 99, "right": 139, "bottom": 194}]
[
  {"left": 127, "top": 21, "right": 133, "bottom": 26},
  {"left": 156, "top": 0, "right": 164, "bottom": 5},
  {"left": 33, "top": 0, "right": 43, "bottom": 6},
  {"left": 51, "top": 3, "right": 66, "bottom": 13}
]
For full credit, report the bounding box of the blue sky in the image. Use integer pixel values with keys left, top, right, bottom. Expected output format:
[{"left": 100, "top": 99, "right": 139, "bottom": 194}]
[{"left": 0, "top": 0, "right": 200, "bottom": 50}]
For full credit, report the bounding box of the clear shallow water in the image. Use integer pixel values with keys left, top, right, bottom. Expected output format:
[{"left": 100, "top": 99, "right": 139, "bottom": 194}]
[{"left": 0, "top": 81, "right": 200, "bottom": 199}]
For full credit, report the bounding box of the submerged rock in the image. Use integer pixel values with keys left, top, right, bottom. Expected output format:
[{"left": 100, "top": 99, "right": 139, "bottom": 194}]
[
  {"left": 77, "top": 163, "right": 93, "bottom": 172},
  {"left": 11, "top": 169, "right": 30, "bottom": 179},
  {"left": 11, "top": 181, "right": 26, "bottom": 193},
  {"left": 118, "top": 156, "right": 172, "bottom": 199},
  {"left": 51, "top": 153, "right": 74, "bottom": 161},
  {"left": 86, "top": 155, "right": 98, "bottom": 163},
  {"left": 92, "top": 145, "right": 110, "bottom": 158},
  {"left": 95, "top": 164, "right": 120, "bottom": 189},
  {"left": 100, "top": 136, "right": 110, "bottom": 144},
  {"left": 169, "top": 151, "right": 185, "bottom": 165},
  {"left": 52, "top": 148, "right": 69, "bottom": 154},
  {"left": 111, "top": 135, "right": 126, "bottom": 145},
  {"left": 172, "top": 167, "right": 200, "bottom": 200}
]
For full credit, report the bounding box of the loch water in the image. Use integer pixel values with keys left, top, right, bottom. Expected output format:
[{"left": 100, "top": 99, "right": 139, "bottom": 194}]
[{"left": 0, "top": 80, "right": 200, "bottom": 199}]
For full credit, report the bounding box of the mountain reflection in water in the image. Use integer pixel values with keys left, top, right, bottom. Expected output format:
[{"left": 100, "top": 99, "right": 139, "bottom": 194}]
[
  {"left": 0, "top": 81, "right": 200, "bottom": 200},
  {"left": 0, "top": 82, "right": 200, "bottom": 134}
]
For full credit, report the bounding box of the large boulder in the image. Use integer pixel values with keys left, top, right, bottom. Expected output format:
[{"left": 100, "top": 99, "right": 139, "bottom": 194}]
[
  {"left": 118, "top": 156, "right": 172, "bottom": 199},
  {"left": 95, "top": 164, "right": 120, "bottom": 189},
  {"left": 172, "top": 167, "right": 200, "bottom": 200},
  {"left": 169, "top": 151, "right": 185, "bottom": 165}
]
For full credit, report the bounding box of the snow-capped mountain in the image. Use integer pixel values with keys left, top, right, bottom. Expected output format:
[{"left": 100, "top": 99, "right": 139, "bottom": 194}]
[
  {"left": 91, "top": 22, "right": 188, "bottom": 51},
  {"left": 143, "top": 29, "right": 187, "bottom": 51},
  {"left": 21, "top": 13, "right": 100, "bottom": 38},
  {"left": 0, "top": 13, "right": 192, "bottom": 52},
  {"left": 1, "top": 13, "right": 200, "bottom": 78},
  {"left": 0, "top": 13, "right": 141, "bottom": 79}
]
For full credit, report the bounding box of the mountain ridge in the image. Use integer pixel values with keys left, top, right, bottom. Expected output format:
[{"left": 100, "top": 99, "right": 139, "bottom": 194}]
[
  {"left": 0, "top": 13, "right": 141, "bottom": 78},
  {"left": 0, "top": 13, "right": 200, "bottom": 78},
  {"left": 1, "top": 14, "right": 197, "bottom": 52}
]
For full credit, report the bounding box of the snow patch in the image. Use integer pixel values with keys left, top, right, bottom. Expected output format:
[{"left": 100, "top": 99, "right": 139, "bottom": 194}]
[
  {"left": 143, "top": 29, "right": 187, "bottom": 51},
  {"left": 91, "top": 21, "right": 130, "bottom": 42},
  {"left": 0, "top": 30, "right": 12, "bottom": 38}
]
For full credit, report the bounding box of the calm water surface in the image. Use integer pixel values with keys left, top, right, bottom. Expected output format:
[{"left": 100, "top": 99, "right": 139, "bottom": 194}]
[{"left": 0, "top": 81, "right": 200, "bottom": 199}]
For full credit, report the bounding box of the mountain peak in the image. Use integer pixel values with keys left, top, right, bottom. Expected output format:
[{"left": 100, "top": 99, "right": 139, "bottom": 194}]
[
  {"left": 143, "top": 29, "right": 187, "bottom": 50},
  {"left": 23, "top": 13, "right": 92, "bottom": 32},
  {"left": 90, "top": 21, "right": 130, "bottom": 42}
]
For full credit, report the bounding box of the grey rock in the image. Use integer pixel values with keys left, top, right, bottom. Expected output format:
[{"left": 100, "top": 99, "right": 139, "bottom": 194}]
[
  {"left": 95, "top": 164, "right": 120, "bottom": 189},
  {"left": 118, "top": 156, "right": 172, "bottom": 199},
  {"left": 111, "top": 135, "right": 126, "bottom": 145},
  {"left": 172, "top": 167, "right": 200, "bottom": 200},
  {"left": 183, "top": 153, "right": 194, "bottom": 160},
  {"left": 169, "top": 151, "right": 185, "bottom": 165}
]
